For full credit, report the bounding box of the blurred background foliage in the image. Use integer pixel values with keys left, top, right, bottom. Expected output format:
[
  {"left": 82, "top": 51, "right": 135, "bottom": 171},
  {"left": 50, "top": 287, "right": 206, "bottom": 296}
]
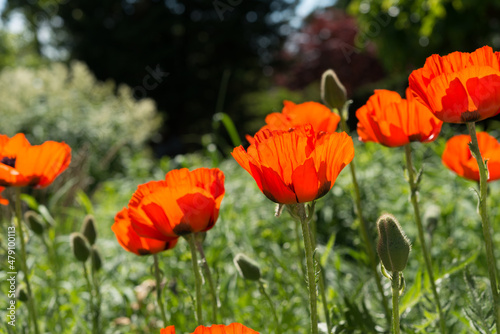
[{"left": 2, "top": 0, "right": 500, "bottom": 157}]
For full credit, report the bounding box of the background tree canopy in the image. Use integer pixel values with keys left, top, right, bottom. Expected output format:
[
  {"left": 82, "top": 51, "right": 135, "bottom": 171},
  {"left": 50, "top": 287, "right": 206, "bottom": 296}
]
[{"left": 3, "top": 0, "right": 500, "bottom": 154}]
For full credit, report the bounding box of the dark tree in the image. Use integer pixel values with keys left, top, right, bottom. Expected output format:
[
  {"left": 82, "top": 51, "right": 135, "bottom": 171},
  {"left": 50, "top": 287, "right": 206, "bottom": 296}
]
[{"left": 4, "top": 0, "right": 294, "bottom": 155}]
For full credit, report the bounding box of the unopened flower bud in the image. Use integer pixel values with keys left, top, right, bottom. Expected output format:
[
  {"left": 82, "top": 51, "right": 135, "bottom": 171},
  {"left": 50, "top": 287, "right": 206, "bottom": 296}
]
[
  {"left": 321, "top": 69, "right": 347, "bottom": 110},
  {"left": 91, "top": 246, "right": 102, "bottom": 272},
  {"left": 81, "top": 215, "right": 97, "bottom": 245},
  {"left": 70, "top": 232, "right": 90, "bottom": 262},
  {"left": 234, "top": 253, "right": 261, "bottom": 281},
  {"left": 377, "top": 214, "right": 411, "bottom": 272},
  {"left": 24, "top": 211, "right": 44, "bottom": 235}
]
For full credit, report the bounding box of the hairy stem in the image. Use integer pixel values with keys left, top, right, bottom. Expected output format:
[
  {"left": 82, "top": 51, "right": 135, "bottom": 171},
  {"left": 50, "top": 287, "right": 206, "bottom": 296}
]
[
  {"left": 14, "top": 188, "right": 40, "bottom": 334},
  {"left": 404, "top": 144, "right": 446, "bottom": 333},
  {"left": 467, "top": 122, "right": 500, "bottom": 333},
  {"left": 186, "top": 234, "right": 203, "bottom": 325}
]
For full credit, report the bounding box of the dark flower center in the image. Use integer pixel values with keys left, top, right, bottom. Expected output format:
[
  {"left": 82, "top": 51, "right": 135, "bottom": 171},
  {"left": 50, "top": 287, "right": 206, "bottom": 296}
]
[{"left": 0, "top": 157, "right": 16, "bottom": 168}]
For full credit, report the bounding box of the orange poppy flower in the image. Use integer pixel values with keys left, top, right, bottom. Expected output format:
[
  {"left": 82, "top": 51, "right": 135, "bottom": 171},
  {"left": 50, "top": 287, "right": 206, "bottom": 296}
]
[
  {"left": 112, "top": 208, "right": 178, "bottom": 256},
  {"left": 408, "top": 45, "right": 500, "bottom": 123},
  {"left": 0, "top": 133, "right": 71, "bottom": 188},
  {"left": 128, "top": 168, "right": 225, "bottom": 241},
  {"left": 442, "top": 132, "right": 500, "bottom": 182},
  {"left": 356, "top": 89, "right": 442, "bottom": 147},
  {"left": 232, "top": 125, "right": 354, "bottom": 204},
  {"left": 0, "top": 186, "right": 8, "bottom": 205},
  {"left": 161, "top": 323, "right": 259, "bottom": 334},
  {"left": 247, "top": 101, "right": 340, "bottom": 144}
]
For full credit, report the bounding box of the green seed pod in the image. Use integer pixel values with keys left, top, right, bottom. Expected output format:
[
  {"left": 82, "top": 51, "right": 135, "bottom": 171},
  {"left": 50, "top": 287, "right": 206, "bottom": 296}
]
[
  {"left": 234, "top": 253, "right": 261, "bottom": 281},
  {"left": 91, "top": 246, "right": 102, "bottom": 272},
  {"left": 70, "top": 232, "right": 90, "bottom": 262},
  {"left": 321, "top": 69, "right": 347, "bottom": 111},
  {"left": 81, "top": 215, "right": 97, "bottom": 245},
  {"left": 24, "top": 211, "right": 44, "bottom": 236},
  {"left": 377, "top": 214, "right": 411, "bottom": 272}
]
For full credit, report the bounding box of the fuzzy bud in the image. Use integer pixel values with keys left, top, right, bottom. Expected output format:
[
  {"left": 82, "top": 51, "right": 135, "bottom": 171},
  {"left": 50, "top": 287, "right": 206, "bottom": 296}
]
[
  {"left": 91, "top": 246, "right": 102, "bottom": 272},
  {"left": 377, "top": 214, "right": 411, "bottom": 272},
  {"left": 321, "top": 69, "right": 347, "bottom": 110},
  {"left": 81, "top": 215, "right": 97, "bottom": 245},
  {"left": 234, "top": 253, "right": 261, "bottom": 281},
  {"left": 70, "top": 232, "right": 90, "bottom": 262},
  {"left": 24, "top": 211, "right": 44, "bottom": 236}
]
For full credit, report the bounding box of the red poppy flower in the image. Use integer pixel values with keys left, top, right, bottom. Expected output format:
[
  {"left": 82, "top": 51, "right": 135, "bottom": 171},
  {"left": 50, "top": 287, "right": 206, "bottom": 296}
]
[
  {"left": 128, "top": 168, "right": 225, "bottom": 241},
  {"left": 161, "top": 323, "right": 259, "bottom": 334},
  {"left": 112, "top": 208, "right": 178, "bottom": 256},
  {"left": 0, "top": 133, "right": 71, "bottom": 188},
  {"left": 356, "top": 89, "right": 442, "bottom": 147},
  {"left": 409, "top": 45, "right": 500, "bottom": 123},
  {"left": 247, "top": 101, "right": 340, "bottom": 144},
  {"left": 232, "top": 125, "right": 354, "bottom": 204},
  {"left": 442, "top": 132, "right": 500, "bottom": 182}
]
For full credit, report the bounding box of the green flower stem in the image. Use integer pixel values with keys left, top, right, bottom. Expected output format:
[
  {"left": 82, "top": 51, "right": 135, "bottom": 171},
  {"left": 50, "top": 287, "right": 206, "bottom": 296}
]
[
  {"left": 90, "top": 260, "right": 101, "bottom": 334},
  {"left": 318, "top": 266, "right": 332, "bottom": 333},
  {"left": 338, "top": 107, "right": 391, "bottom": 320},
  {"left": 82, "top": 263, "right": 97, "bottom": 334},
  {"left": 404, "top": 144, "right": 446, "bottom": 334},
  {"left": 14, "top": 188, "right": 40, "bottom": 334},
  {"left": 258, "top": 280, "right": 282, "bottom": 334},
  {"left": 466, "top": 122, "right": 500, "bottom": 333},
  {"left": 194, "top": 236, "right": 219, "bottom": 324},
  {"left": 297, "top": 203, "right": 319, "bottom": 334},
  {"left": 308, "top": 205, "right": 332, "bottom": 334},
  {"left": 294, "top": 220, "right": 306, "bottom": 277},
  {"left": 41, "top": 234, "right": 64, "bottom": 331},
  {"left": 186, "top": 234, "right": 204, "bottom": 325},
  {"left": 391, "top": 272, "right": 401, "bottom": 334},
  {"left": 153, "top": 254, "right": 168, "bottom": 326}
]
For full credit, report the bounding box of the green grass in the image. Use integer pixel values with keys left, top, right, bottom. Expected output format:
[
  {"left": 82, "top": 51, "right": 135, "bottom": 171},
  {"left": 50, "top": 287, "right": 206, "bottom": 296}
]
[{"left": 1, "top": 123, "right": 499, "bottom": 333}]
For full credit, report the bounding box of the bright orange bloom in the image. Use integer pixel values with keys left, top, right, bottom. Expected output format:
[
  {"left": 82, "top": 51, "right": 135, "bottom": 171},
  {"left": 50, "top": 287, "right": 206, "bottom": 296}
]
[
  {"left": 0, "top": 133, "right": 71, "bottom": 189},
  {"left": 112, "top": 208, "right": 178, "bottom": 256},
  {"left": 264, "top": 100, "right": 340, "bottom": 133},
  {"left": 442, "top": 132, "right": 500, "bottom": 182},
  {"left": 232, "top": 125, "right": 354, "bottom": 204},
  {"left": 409, "top": 45, "right": 500, "bottom": 123},
  {"left": 161, "top": 323, "right": 259, "bottom": 334},
  {"left": 0, "top": 187, "right": 7, "bottom": 205},
  {"left": 356, "top": 89, "right": 442, "bottom": 147},
  {"left": 128, "top": 168, "right": 225, "bottom": 241}
]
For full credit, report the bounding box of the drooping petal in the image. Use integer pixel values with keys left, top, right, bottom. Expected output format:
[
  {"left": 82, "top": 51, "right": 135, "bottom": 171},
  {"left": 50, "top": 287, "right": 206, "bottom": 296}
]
[
  {"left": 442, "top": 132, "right": 500, "bottom": 182},
  {"left": 112, "top": 208, "right": 177, "bottom": 256}
]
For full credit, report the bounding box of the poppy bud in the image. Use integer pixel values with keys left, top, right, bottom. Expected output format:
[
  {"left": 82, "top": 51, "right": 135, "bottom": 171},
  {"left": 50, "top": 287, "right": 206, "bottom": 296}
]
[
  {"left": 91, "top": 246, "right": 102, "bottom": 272},
  {"left": 24, "top": 211, "right": 44, "bottom": 236},
  {"left": 321, "top": 69, "right": 347, "bottom": 111},
  {"left": 234, "top": 253, "right": 261, "bottom": 281},
  {"left": 377, "top": 214, "right": 411, "bottom": 272},
  {"left": 70, "top": 232, "right": 90, "bottom": 262},
  {"left": 81, "top": 215, "right": 97, "bottom": 245}
]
